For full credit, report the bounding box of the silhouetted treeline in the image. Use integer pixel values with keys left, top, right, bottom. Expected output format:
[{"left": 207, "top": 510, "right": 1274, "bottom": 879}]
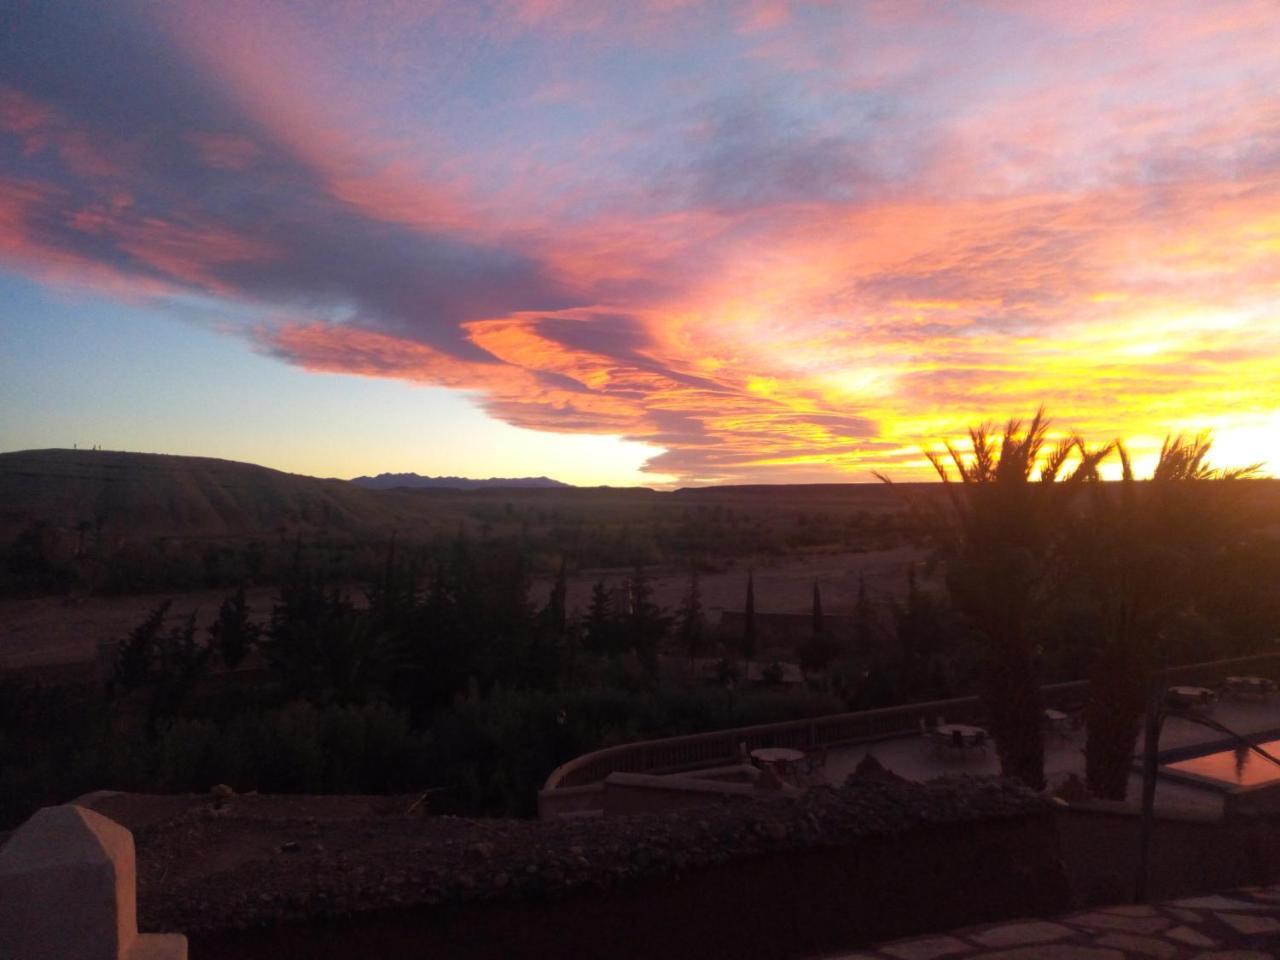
[
  {"left": 0, "top": 537, "right": 852, "bottom": 827},
  {"left": 0, "top": 498, "right": 918, "bottom": 598}
]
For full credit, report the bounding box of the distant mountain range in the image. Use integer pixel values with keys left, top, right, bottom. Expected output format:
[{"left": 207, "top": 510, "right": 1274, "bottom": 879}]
[{"left": 349, "top": 473, "right": 571, "bottom": 491}]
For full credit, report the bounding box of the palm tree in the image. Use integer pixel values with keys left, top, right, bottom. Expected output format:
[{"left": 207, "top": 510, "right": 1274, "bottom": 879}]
[
  {"left": 1080, "top": 434, "right": 1261, "bottom": 799},
  {"left": 882, "top": 409, "right": 1110, "bottom": 789}
]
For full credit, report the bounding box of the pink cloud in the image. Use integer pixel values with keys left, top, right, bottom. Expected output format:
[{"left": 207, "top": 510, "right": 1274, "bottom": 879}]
[{"left": 185, "top": 132, "right": 261, "bottom": 171}]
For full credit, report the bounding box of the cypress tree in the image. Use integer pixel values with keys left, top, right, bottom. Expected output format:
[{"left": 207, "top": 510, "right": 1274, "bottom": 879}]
[
  {"left": 799, "top": 580, "right": 837, "bottom": 675},
  {"left": 677, "top": 567, "right": 705, "bottom": 667},
  {"left": 811, "top": 580, "right": 824, "bottom": 639},
  {"left": 741, "top": 570, "right": 756, "bottom": 677},
  {"left": 852, "top": 574, "right": 876, "bottom": 655},
  {"left": 209, "top": 586, "right": 258, "bottom": 670},
  {"left": 548, "top": 556, "right": 568, "bottom": 637},
  {"left": 585, "top": 579, "right": 614, "bottom": 655}
]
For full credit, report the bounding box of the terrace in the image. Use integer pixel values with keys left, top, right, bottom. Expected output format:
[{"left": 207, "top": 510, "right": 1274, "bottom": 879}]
[
  {"left": 540, "top": 653, "right": 1280, "bottom": 819},
  {"left": 825, "top": 694, "right": 1280, "bottom": 816}
]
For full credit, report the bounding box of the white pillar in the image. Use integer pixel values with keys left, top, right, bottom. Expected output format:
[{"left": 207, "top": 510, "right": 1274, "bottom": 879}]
[{"left": 0, "top": 804, "right": 186, "bottom": 960}]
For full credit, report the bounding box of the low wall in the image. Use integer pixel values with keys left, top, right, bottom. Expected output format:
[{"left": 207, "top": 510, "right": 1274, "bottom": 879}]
[
  {"left": 1056, "top": 801, "right": 1280, "bottom": 905},
  {"left": 601, "top": 771, "right": 773, "bottom": 816},
  {"left": 192, "top": 819, "right": 1065, "bottom": 960},
  {"left": 135, "top": 779, "right": 1069, "bottom": 960},
  {"left": 1224, "top": 780, "right": 1280, "bottom": 818}
]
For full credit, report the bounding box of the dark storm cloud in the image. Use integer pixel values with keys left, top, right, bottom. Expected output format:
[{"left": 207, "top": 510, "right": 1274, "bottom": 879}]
[{"left": 0, "top": 0, "right": 577, "bottom": 363}]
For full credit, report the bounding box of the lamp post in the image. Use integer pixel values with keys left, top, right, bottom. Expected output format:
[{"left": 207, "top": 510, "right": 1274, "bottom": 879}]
[{"left": 1134, "top": 668, "right": 1165, "bottom": 903}]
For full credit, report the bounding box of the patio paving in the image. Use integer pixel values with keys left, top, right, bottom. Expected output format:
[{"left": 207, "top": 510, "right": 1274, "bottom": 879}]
[
  {"left": 819, "top": 884, "right": 1280, "bottom": 959},
  {"left": 822, "top": 697, "right": 1280, "bottom": 815}
]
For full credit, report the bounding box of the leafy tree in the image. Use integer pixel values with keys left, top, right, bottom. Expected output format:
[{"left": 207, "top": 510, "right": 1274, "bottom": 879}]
[
  {"left": 365, "top": 536, "right": 419, "bottom": 638},
  {"left": 261, "top": 565, "right": 367, "bottom": 702},
  {"left": 890, "top": 563, "right": 954, "bottom": 699},
  {"left": 149, "top": 613, "right": 210, "bottom": 729},
  {"left": 546, "top": 557, "right": 568, "bottom": 638},
  {"left": 811, "top": 579, "right": 824, "bottom": 638},
  {"left": 626, "top": 566, "right": 668, "bottom": 673},
  {"left": 676, "top": 567, "right": 706, "bottom": 667},
  {"left": 209, "top": 587, "right": 259, "bottom": 670},
  {"left": 115, "top": 600, "right": 171, "bottom": 693},
  {"left": 883, "top": 409, "right": 1109, "bottom": 789},
  {"left": 584, "top": 580, "right": 617, "bottom": 656},
  {"left": 850, "top": 574, "right": 878, "bottom": 656},
  {"left": 111, "top": 602, "right": 211, "bottom": 729}
]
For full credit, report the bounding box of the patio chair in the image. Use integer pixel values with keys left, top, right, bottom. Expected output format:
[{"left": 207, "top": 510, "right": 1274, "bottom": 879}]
[
  {"left": 950, "top": 729, "right": 964, "bottom": 752},
  {"left": 797, "top": 747, "right": 830, "bottom": 785},
  {"left": 969, "top": 730, "right": 988, "bottom": 755},
  {"left": 810, "top": 746, "right": 828, "bottom": 773},
  {"left": 919, "top": 718, "right": 939, "bottom": 755}
]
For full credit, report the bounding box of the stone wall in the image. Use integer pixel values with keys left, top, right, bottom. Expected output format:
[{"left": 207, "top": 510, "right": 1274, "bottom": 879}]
[{"left": 148, "top": 778, "right": 1070, "bottom": 960}]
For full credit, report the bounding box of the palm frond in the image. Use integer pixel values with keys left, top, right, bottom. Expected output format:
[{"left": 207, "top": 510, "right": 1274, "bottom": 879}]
[
  {"left": 1039, "top": 435, "right": 1075, "bottom": 483},
  {"left": 1116, "top": 442, "right": 1134, "bottom": 482}
]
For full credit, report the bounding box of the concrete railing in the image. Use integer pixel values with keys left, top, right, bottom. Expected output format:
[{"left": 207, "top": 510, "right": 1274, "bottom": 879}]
[
  {"left": 0, "top": 804, "right": 186, "bottom": 960},
  {"left": 539, "top": 652, "right": 1280, "bottom": 817}
]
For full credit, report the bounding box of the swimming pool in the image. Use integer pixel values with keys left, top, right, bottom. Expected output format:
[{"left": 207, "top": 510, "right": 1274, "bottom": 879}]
[{"left": 1164, "top": 738, "right": 1280, "bottom": 787}]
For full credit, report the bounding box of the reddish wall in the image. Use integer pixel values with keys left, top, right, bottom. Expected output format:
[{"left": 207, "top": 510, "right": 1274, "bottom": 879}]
[{"left": 1057, "top": 804, "right": 1280, "bottom": 905}]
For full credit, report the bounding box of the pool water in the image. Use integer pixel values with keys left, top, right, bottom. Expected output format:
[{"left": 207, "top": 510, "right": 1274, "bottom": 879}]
[{"left": 1165, "top": 737, "right": 1280, "bottom": 787}]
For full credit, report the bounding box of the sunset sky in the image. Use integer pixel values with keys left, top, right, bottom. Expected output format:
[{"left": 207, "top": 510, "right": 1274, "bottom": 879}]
[{"left": 1, "top": 1, "right": 1277, "bottom": 486}]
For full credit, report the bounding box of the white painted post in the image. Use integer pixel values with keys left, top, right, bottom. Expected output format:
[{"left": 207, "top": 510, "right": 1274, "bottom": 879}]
[{"left": 0, "top": 804, "right": 186, "bottom": 960}]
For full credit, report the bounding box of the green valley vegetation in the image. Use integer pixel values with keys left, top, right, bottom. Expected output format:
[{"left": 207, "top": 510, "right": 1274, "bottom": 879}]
[{"left": 0, "top": 539, "right": 853, "bottom": 828}]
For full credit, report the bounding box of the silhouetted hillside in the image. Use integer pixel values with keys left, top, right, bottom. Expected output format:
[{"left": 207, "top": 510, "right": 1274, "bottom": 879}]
[
  {"left": 351, "top": 472, "right": 571, "bottom": 490},
  {"left": 0, "top": 449, "right": 416, "bottom": 540}
]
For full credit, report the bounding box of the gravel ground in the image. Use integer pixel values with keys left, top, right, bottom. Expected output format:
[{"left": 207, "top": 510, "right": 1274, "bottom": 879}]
[{"left": 83, "top": 777, "right": 1048, "bottom": 938}]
